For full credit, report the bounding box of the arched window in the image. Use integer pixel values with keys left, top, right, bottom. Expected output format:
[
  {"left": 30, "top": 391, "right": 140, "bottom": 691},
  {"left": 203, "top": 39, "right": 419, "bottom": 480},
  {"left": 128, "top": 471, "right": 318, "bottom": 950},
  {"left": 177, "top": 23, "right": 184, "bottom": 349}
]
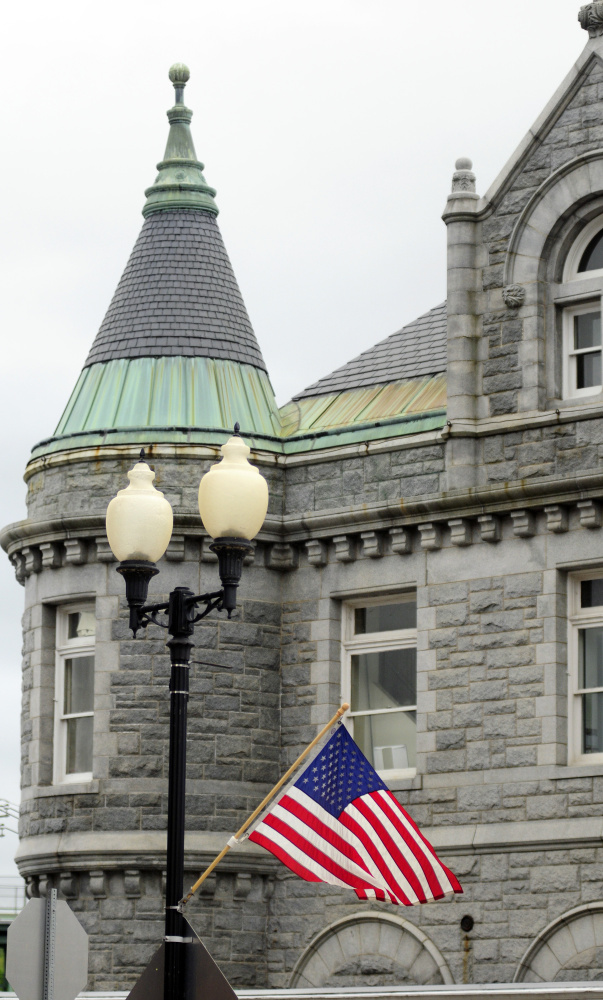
[{"left": 560, "top": 218, "right": 603, "bottom": 399}]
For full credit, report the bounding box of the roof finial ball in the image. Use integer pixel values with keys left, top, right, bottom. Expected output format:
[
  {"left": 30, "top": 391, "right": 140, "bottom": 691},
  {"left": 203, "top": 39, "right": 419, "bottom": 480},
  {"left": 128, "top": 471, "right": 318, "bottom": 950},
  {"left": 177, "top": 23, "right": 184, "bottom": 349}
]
[{"left": 169, "top": 63, "right": 190, "bottom": 104}]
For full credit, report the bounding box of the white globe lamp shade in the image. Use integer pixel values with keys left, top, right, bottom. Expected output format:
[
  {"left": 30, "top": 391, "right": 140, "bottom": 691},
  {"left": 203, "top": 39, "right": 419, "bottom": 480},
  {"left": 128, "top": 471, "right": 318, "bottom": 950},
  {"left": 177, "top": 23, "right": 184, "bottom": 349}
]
[
  {"left": 106, "top": 460, "right": 174, "bottom": 563},
  {"left": 198, "top": 434, "right": 269, "bottom": 540}
]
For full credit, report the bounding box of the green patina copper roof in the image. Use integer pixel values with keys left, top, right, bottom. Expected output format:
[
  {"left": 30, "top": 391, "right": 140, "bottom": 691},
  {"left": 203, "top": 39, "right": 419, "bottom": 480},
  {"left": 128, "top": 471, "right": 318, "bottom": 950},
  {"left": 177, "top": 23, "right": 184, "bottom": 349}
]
[
  {"left": 30, "top": 369, "right": 446, "bottom": 461},
  {"left": 143, "top": 64, "right": 218, "bottom": 218}
]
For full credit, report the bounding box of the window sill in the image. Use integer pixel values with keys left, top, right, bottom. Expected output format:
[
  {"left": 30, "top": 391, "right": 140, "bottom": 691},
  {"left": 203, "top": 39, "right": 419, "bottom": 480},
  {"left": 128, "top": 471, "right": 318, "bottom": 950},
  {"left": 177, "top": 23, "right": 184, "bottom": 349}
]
[
  {"left": 32, "top": 779, "right": 99, "bottom": 798},
  {"left": 386, "top": 771, "right": 421, "bottom": 791}
]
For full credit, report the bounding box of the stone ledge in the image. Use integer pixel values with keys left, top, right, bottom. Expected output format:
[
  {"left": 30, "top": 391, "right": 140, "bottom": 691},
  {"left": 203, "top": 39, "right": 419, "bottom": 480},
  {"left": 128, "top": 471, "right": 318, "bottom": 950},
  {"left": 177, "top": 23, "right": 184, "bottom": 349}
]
[
  {"left": 15, "top": 830, "right": 277, "bottom": 877},
  {"left": 430, "top": 816, "right": 603, "bottom": 856}
]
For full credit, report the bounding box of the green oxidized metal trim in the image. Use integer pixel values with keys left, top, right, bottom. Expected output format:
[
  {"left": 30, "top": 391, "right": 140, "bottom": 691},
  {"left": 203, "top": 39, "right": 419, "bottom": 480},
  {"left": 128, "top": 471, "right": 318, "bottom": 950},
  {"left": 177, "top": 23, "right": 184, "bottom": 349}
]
[
  {"left": 143, "top": 64, "right": 218, "bottom": 218},
  {"left": 30, "top": 361, "right": 447, "bottom": 461}
]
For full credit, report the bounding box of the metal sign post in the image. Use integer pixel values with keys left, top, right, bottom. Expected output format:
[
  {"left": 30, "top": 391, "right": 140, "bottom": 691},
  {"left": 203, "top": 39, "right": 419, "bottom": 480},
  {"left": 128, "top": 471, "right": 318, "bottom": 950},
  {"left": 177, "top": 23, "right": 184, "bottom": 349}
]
[{"left": 6, "top": 892, "right": 88, "bottom": 1000}]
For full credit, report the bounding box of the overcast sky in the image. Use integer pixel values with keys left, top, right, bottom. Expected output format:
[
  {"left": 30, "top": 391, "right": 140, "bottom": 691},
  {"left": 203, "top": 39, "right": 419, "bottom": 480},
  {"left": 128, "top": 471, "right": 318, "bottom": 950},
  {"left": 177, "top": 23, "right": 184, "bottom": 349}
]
[{"left": 0, "top": 0, "right": 587, "bottom": 877}]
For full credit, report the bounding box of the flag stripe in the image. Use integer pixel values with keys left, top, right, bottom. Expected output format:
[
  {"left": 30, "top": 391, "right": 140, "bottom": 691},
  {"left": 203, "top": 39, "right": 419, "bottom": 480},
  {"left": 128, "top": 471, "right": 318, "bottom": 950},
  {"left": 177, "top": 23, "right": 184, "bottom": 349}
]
[
  {"left": 260, "top": 809, "right": 392, "bottom": 898},
  {"left": 250, "top": 817, "right": 389, "bottom": 900},
  {"left": 377, "top": 791, "right": 461, "bottom": 895},
  {"left": 340, "top": 805, "right": 417, "bottom": 905},
  {"left": 246, "top": 725, "right": 462, "bottom": 907},
  {"left": 359, "top": 794, "right": 444, "bottom": 900},
  {"left": 277, "top": 793, "right": 371, "bottom": 874}
]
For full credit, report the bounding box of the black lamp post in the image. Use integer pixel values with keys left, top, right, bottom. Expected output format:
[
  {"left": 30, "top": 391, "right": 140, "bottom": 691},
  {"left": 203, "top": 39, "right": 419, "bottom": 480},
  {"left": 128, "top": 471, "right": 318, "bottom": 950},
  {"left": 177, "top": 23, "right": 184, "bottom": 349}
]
[{"left": 106, "top": 429, "right": 268, "bottom": 1000}]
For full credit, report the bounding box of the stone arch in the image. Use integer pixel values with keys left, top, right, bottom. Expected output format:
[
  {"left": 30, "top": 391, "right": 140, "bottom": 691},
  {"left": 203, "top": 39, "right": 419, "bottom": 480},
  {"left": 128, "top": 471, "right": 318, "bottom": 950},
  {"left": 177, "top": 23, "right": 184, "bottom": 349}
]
[
  {"left": 501, "top": 152, "right": 603, "bottom": 410},
  {"left": 514, "top": 902, "right": 603, "bottom": 983},
  {"left": 505, "top": 151, "right": 603, "bottom": 291},
  {"left": 289, "top": 912, "right": 454, "bottom": 989}
]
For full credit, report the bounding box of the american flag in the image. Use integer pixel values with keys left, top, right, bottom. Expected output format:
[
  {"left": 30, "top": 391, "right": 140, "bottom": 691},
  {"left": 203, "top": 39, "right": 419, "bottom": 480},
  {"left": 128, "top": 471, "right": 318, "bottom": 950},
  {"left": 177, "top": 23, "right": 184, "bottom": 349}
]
[{"left": 248, "top": 724, "right": 462, "bottom": 905}]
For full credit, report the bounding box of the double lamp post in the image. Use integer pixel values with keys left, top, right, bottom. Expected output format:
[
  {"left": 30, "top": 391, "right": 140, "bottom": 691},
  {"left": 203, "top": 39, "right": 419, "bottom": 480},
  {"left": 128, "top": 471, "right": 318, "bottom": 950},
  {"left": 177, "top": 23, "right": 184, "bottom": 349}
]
[{"left": 105, "top": 428, "right": 269, "bottom": 1000}]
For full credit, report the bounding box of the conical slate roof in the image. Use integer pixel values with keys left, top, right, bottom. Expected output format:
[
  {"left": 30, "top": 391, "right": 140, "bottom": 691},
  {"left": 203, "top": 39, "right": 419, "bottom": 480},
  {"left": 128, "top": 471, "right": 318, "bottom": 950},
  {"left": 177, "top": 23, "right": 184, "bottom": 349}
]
[
  {"left": 84, "top": 210, "right": 267, "bottom": 371},
  {"left": 32, "top": 65, "right": 280, "bottom": 460}
]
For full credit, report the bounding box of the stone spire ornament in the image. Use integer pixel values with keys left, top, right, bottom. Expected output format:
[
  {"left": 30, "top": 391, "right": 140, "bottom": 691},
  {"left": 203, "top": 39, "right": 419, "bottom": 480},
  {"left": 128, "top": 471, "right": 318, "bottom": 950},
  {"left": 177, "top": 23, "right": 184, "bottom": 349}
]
[
  {"left": 579, "top": 3, "right": 603, "bottom": 36},
  {"left": 450, "top": 158, "right": 477, "bottom": 195},
  {"left": 143, "top": 63, "right": 219, "bottom": 217}
]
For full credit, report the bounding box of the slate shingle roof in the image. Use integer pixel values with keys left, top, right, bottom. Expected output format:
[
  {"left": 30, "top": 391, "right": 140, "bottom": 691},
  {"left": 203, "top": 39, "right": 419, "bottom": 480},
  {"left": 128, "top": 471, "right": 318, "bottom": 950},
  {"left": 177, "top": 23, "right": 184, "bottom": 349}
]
[
  {"left": 85, "top": 210, "right": 267, "bottom": 372},
  {"left": 294, "top": 301, "right": 447, "bottom": 399}
]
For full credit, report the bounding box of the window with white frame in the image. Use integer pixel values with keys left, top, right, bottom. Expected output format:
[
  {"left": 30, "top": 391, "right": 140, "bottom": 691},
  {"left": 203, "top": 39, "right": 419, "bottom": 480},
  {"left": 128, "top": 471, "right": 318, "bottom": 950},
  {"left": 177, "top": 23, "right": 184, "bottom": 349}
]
[
  {"left": 568, "top": 575, "right": 603, "bottom": 765},
  {"left": 342, "top": 595, "right": 417, "bottom": 778},
  {"left": 559, "top": 218, "right": 603, "bottom": 400},
  {"left": 54, "top": 606, "right": 96, "bottom": 783}
]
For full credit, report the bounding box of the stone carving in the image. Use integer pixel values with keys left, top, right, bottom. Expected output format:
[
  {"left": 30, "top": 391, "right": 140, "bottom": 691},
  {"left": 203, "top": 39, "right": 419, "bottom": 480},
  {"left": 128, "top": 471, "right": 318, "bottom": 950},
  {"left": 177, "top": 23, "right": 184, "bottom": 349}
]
[
  {"left": 266, "top": 543, "right": 298, "bottom": 571},
  {"left": 64, "top": 539, "right": 87, "bottom": 565},
  {"left": 448, "top": 518, "right": 471, "bottom": 547},
  {"left": 511, "top": 510, "right": 535, "bottom": 538},
  {"left": 23, "top": 546, "right": 42, "bottom": 576},
  {"left": 306, "top": 539, "right": 327, "bottom": 567},
  {"left": 390, "top": 526, "right": 412, "bottom": 555},
  {"left": 578, "top": 500, "right": 602, "bottom": 529},
  {"left": 417, "top": 523, "right": 442, "bottom": 551},
  {"left": 579, "top": 3, "right": 603, "bottom": 36},
  {"left": 502, "top": 284, "right": 525, "bottom": 309},
  {"left": 165, "top": 534, "right": 185, "bottom": 561},
  {"left": 544, "top": 505, "right": 568, "bottom": 533},
  {"left": 95, "top": 537, "right": 115, "bottom": 562},
  {"left": 450, "top": 157, "right": 476, "bottom": 194},
  {"left": 333, "top": 535, "right": 356, "bottom": 563},
  {"left": 360, "top": 531, "right": 383, "bottom": 558},
  {"left": 478, "top": 514, "right": 501, "bottom": 543}
]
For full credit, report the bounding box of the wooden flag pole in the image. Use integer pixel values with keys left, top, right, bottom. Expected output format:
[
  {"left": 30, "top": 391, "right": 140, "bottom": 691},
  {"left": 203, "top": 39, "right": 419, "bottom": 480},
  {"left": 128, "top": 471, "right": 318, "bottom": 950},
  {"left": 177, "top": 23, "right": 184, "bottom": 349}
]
[{"left": 180, "top": 702, "right": 350, "bottom": 906}]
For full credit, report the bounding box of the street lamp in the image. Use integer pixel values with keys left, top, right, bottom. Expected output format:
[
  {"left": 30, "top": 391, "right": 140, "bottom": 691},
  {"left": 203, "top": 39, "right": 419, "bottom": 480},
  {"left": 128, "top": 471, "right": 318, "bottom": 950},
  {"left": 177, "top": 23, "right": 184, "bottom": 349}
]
[{"left": 106, "top": 427, "right": 268, "bottom": 1000}]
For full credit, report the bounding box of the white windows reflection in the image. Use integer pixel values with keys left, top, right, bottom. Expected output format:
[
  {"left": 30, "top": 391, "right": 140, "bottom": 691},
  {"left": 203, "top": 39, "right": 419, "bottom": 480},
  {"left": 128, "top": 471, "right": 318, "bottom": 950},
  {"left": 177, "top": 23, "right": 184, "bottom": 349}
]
[
  {"left": 55, "top": 607, "right": 95, "bottom": 783},
  {"left": 343, "top": 597, "right": 417, "bottom": 776}
]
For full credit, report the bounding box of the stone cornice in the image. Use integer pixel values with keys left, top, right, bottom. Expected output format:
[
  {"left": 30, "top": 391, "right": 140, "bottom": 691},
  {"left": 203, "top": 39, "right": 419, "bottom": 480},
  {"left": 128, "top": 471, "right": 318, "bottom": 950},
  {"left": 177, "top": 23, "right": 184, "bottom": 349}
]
[{"left": 15, "top": 830, "right": 277, "bottom": 878}]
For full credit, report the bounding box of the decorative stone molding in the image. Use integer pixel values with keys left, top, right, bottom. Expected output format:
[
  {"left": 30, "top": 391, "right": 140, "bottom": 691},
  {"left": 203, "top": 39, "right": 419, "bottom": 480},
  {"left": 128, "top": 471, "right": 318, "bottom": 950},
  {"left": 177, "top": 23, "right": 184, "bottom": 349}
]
[
  {"left": 333, "top": 535, "right": 356, "bottom": 563},
  {"left": 579, "top": 2, "right": 603, "bottom": 36},
  {"left": 305, "top": 539, "right": 327, "bottom": 567},
  {"left": 234, "top": 872, "right": 252, "bottom": 899},
  {"left": 290, "top": 912, "right": 454, "bottom": 989},
  {"left": 196, "top": 873, "right": 216, "bottom": 896},
  {"left": 95, "top": 537, "right": 115, "bottom": 562},
  {"left": 515, "top": 902, "right": 603, "bottom": 983},
  {"left": 59, "top": 871, "right": 76, "bottom": 898},
  {"left": 39, "top": 541, "right": 61, "bottom": 569},
  {"left": 165, "top": 534, "right": 185, "bottom": 561},
  {"left": 478, "top": 514, "right": 501, "bottom": 542},
  {"left": 9, "top": 551, "right": 26, "bottom": 585},
  {"left": 578, "top": 500, "right": 602, "bottom": 529},
  {"left": 243, "top": 541, "right": 256, "bottom": 567},
  {"left": 450, "top": 157, "right": 477, "bottom": 195},
  {"left": 360, "top": 531, "right": 383, "bottom": 558},
  {"left": 418, "top": 523, "right": 442, "bottom": 551},
  {"left": 448, "top": 518, "right": 471, "bottom": 546},
  {"left": 389, "top": 526, "right": 412, "bottom": 555},
  {"left": 124, "top": 869, "right": 141, "bottom": 897},
  {"left": 37, "top": 875, "right": 49, "bottom": 898},
  {"left": 544, "top": 505, "right": 568, "bottom": 533},
  {"left": 23, "top": 546, "right": 42, "bottom": 576},
  {"left": 64, "top": 539, "right": 87, "bottom": 565},
  {"left": 502, "top": 284, "right": 525, "bottom": 309},
  {"left": 511, "top": 510, "right": 535, "bottom": 538},
  {"left": 266, "top": 543, "right": 298, "bottom": 571},
  {"left": 89, "top": 870, "right": 106, "bottom": 897}
]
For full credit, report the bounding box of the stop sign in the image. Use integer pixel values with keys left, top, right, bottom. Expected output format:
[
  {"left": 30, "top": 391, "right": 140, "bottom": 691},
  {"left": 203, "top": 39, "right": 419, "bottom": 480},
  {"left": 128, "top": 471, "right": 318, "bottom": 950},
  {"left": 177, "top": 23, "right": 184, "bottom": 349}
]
[{"left": 7, "top": 896, "right": 88, "bottom": 1000}]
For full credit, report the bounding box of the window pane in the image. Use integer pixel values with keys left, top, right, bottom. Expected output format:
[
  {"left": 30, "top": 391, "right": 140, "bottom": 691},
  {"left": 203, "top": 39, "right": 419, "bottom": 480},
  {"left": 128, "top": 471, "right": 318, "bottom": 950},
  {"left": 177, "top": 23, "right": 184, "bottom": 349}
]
[
  {"left": 578, "top": 230, "right": 603, "bottom": 272},
  {"left": 67, "top": 611, "right": 96, "bottom": 639},
  {"left": 66, "top": 716, "right": 93, "bottom": 774},
  {"left": 354, "top": 601, "right": 416, "bottom": 634},
  {"left": 579, "top": 628, "right": 603, "bottom": 690},
  {"left": 352, "top": 649, "right": 416, "bottom": 710},
  {"left": 581, "top": 579, "right": 603, "bottom": 608},
  {"left": 574, "top": 312, "right": 601, "bottom": 350},
  {"left": 354, "top": 711, "right": 416, "bottom": 770},
  {"left": 577, "top": 351, "right": 602, "bottom": 389},
  {"left": 64, "top": 656, "right": 95, "bottom": 714}
]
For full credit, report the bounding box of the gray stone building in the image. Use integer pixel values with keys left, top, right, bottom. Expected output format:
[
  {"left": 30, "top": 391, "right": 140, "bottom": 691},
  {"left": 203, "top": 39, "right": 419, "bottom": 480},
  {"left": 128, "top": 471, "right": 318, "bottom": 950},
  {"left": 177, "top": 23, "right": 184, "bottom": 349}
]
[{"left": 9, "top": 4, "right": 603, "bottom": 992}]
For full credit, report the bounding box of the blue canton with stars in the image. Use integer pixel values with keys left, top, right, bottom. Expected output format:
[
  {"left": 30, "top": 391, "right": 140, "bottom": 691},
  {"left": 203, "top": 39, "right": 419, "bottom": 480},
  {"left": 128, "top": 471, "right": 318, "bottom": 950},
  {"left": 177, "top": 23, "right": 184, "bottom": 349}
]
[{"left": 293, "top": 724, "right": 387, "bottom": 819}]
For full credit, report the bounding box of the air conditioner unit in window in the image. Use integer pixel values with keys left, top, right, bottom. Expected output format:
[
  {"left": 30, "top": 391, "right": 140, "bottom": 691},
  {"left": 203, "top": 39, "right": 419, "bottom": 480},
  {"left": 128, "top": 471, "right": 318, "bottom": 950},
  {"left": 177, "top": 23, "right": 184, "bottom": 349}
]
[{"left": 374, "top": 744, "right": 408, "bottom": 771}]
